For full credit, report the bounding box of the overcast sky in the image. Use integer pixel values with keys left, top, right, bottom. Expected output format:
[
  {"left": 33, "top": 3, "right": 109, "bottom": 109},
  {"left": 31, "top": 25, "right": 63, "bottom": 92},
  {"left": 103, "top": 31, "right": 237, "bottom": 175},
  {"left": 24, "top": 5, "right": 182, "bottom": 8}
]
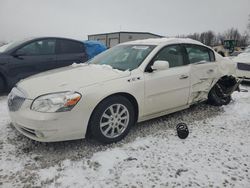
[{"left": 0, "top": 0, "right": 249, "bottom": 42}]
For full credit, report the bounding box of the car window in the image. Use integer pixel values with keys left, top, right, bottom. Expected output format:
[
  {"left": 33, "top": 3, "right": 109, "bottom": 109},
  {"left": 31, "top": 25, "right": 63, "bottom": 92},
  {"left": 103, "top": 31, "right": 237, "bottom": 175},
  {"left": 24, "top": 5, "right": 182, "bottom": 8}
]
[
  {"left": 17, "top": 39, "right": 56, "bottom": 55},
  {"left": 185, "top": 45, "right": 215, "bottom": 63},
  {"left": 154, "top": 45, "right": 185, "bottom": 68},
  {"left": 89, "top": 45, "right": 155, "bottom": 71},
  {"left": 57, "top": 39, "right": 85, "bottom": 54}
]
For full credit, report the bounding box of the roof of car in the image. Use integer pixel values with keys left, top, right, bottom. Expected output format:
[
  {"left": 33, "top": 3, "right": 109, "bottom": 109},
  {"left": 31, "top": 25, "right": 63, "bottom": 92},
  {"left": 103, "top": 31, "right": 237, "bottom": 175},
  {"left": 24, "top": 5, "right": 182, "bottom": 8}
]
[
  {"left": 28, "top": 36, "right": 83, "bottom": 42},
  {"left": 122, "top": 37, "right": 204, "bottom": 46}
]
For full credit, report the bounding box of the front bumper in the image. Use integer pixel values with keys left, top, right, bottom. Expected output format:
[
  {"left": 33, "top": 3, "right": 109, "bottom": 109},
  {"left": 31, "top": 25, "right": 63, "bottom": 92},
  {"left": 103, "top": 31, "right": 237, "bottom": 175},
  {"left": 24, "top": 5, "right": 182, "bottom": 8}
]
[{"left": 8, "top": 98, "right": 91, "bottom": 142}]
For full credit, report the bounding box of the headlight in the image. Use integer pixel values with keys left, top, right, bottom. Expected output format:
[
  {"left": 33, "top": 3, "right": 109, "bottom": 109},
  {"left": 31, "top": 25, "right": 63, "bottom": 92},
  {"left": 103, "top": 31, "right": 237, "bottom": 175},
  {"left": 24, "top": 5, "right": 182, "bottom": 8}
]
[{"left": 31, "top": 92, "right": 81, "bottom": 113}]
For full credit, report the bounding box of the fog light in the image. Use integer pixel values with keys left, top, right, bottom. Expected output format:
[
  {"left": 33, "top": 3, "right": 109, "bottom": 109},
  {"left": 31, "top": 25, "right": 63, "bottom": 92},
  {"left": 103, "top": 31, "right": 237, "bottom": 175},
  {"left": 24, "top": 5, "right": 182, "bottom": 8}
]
[{"left": 35, "top": 131, "right": 44, "bottom": 138}]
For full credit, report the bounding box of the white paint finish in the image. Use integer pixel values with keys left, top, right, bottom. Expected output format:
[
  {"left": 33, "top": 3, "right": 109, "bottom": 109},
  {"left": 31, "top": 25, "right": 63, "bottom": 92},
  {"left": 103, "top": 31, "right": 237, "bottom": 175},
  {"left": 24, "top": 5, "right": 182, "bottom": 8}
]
[
  {"left": 189, "top": 62, "right": 218, "bottom": 103},
  {"left": 232, "top": 53, "right": 250, "bottom": 79},
  {"left": 143, "top": 65, "right": 190, "bottom": 115},
  {"left": 17, "top": 64, "right": 131, "bottom": 99}
]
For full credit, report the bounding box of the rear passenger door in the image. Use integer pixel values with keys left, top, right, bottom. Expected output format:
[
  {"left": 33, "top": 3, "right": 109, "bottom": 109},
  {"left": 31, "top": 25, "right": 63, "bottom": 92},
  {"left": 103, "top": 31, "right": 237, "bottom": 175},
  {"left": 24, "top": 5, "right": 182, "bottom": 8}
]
[
  {"left": 56, "top": 39, "right": 88, "bottom": 68},
  {"left": 184, "top": 44, "right": 218, "bottom": 103}
]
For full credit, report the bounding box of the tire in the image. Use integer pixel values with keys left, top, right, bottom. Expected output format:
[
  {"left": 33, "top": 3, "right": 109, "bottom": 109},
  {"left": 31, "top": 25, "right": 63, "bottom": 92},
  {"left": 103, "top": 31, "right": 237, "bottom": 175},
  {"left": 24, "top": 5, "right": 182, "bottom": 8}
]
[
  {"left": 0, "top": 76, "right": 5, "bottom": 94},
  {"left": 208, "top": 84, "right": 231, "bottom": 106},
  {"left": 89, "top": 95, "right": 135, "bottom": 144}
]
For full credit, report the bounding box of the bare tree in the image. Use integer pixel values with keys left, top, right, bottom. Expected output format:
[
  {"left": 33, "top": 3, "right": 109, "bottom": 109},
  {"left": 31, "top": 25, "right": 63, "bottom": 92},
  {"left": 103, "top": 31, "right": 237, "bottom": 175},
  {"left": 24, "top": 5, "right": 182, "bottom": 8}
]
[
  {"left": 176, "top": 27, "right": 249, "bottom": 47},
  {"left": 187, "top": 33, "right": 200, "bottom": 41},
  {"left": 224, "top": 28, "right": 241, "bottom": 41},
  {"left": 191, "top": 31, "right": 215, "bottom": 46},
  {"left": 214, "top": 33, "right": 224, "bottom": 46},
  {"left": 205, "top": 31, "right": 215, "bottom": 46},
  {"left": 238, "top": 32, "right": 249, "bottom": 46}
]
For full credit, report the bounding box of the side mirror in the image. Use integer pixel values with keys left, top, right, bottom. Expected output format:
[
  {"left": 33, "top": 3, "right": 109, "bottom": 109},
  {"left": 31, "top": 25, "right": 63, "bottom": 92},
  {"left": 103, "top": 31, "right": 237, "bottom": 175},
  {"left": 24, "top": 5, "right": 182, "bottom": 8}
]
[
  {"left": 13, "top": 51, "right": 26, "bottom": 57},
  {"left": 151, "top": 60, "right": 169, "bottom": 71}
]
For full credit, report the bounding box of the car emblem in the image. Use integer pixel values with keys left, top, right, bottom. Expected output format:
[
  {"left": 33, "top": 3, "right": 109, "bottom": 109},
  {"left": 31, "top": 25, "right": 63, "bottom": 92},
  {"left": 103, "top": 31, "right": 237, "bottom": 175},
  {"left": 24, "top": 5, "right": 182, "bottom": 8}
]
[{"left": 127, "top": 77, "right": 141, "bottom": 82}]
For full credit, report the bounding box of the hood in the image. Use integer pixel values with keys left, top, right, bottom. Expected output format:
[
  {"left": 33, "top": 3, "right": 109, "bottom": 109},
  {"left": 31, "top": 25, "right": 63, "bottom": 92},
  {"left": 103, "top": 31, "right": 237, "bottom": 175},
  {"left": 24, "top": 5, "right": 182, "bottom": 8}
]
[{"left": 17, "top": 64, "right": 131, "bottom": 99}]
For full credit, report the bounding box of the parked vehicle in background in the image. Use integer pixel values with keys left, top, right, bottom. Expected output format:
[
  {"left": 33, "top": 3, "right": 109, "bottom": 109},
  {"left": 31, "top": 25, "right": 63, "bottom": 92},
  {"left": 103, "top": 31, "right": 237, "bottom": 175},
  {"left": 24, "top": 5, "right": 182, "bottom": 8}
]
[
  {"left": 0, "top": 37, "right": 106, "bottom": 93},
  {"left": 8, "top": 38, "right": 240, "bottom": 144},
  {"left": 213, "top": 41, "right": 244, "bottom": 58},
  {"left": 230, "top": 50, "right": 242, "bottom": 57},
  {"left": 232, "top": 47, "right": 250, "bottom": 80}
]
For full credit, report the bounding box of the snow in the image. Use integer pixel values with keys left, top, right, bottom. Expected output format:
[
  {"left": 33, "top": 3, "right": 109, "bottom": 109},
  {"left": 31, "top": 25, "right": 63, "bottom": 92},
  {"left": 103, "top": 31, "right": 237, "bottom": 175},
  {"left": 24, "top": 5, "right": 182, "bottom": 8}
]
[
  {"left": 0, "top": 85, "right": 250, "bottom": 187},
  {"left": 89, "top": 64, "right": 129, "bottom": 73},
  {"left": 71, "top": 62, "right": 130, "bottom": 73},
  {"left": 71, "top": 62, "right": 88, "bottom": 68},
  {"left": 232, "top": 52, "right": 250, "bottom": 63}
]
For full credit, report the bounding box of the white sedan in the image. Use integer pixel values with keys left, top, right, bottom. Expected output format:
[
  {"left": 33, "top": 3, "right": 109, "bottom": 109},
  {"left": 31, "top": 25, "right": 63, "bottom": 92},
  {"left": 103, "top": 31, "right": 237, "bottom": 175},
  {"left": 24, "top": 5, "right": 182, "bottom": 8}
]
[
  {"left": 232, "top": 47, "right": 250, "bottom": 80},
  {"left": 8, "top": 38, "right": 240, "bottom": 144}
]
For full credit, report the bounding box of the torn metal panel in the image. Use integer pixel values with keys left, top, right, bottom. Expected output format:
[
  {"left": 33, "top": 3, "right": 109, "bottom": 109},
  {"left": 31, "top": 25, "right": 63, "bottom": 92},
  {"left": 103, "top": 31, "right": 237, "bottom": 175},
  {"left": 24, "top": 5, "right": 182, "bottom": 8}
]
[
  {"left": 189, "top": 62, "right": 218, "bottom": 103},
  {"left": 189, "top": 54, "right": 237, "bottom": 104}
]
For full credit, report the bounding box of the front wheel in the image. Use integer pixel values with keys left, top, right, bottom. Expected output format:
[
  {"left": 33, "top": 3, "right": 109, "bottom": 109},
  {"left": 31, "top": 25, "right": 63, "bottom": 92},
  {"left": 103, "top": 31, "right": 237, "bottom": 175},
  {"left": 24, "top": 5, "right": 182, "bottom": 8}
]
[
  {"left": 208, "top": 84, "right": 231, "bottom": 106},
  {"left": 89, "top": 96, "right": 135, "bottom": 144}
]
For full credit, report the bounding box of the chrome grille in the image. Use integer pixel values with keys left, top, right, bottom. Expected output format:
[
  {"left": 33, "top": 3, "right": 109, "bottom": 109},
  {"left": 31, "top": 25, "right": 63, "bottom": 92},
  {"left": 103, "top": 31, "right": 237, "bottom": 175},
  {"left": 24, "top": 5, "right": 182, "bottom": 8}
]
[{"left": 8, "top": 87, "right": 26, "bottom": 112}]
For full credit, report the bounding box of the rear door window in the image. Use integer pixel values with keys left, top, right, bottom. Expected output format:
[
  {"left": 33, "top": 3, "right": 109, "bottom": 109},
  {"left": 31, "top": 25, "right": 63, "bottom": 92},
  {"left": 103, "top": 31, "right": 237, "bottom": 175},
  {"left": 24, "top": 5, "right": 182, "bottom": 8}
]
[
  {"left": 185, "top": 45, "right": 215, "bottom": 64},
  {"left": 57, "top": 39, "right": 85, "bottom": 54}
]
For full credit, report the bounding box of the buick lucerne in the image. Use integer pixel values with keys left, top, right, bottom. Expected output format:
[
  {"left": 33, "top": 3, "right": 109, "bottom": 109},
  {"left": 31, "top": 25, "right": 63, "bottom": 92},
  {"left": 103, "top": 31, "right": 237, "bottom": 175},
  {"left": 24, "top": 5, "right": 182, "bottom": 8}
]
[{"left": 8, "top": 38, "right": 240, "bottom": 144}]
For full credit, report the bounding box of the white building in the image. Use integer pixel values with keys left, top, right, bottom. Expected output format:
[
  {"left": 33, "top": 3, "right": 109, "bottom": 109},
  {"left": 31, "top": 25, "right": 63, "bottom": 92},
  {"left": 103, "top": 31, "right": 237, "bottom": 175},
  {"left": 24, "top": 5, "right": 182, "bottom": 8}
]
[{"left": 88, "top": 31, "right": 162, "bottom": 48}]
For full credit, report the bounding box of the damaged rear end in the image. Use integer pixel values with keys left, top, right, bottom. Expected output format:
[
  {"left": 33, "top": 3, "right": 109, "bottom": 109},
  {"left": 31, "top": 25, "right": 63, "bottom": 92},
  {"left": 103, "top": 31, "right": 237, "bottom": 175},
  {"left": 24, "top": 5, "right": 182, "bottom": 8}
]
[
  {"left": 208, "top": 76, "right": 242, "bottom": 106},
  {"left": 189, "top": 52, "right": 242, "bottom": 106}
]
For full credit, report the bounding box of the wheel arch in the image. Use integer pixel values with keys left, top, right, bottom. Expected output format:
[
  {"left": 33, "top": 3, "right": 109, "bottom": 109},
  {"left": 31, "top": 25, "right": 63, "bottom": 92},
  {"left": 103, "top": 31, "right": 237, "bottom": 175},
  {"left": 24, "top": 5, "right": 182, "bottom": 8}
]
[
  {"left": 207, "top": 75, "right": 239, "bottom": 106},
  {"left": 86, "top": 92, "right": 139, "bottom": 137},
  {"left": 216, "top": 75, "right": 238, "bottom": 87}
]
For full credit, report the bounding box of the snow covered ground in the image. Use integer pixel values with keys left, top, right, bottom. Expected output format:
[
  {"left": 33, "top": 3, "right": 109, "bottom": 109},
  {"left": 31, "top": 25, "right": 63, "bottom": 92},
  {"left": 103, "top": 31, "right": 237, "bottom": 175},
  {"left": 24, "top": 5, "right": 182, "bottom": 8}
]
[{"left": 0, "top": 84, "right": 250, "bottom": 188}]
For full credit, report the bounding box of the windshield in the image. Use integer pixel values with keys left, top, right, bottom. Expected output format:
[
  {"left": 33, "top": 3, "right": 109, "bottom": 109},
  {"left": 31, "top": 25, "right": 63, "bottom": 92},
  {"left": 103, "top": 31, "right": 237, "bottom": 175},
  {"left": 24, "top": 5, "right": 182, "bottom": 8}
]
[
  {"left": 0, "top": 38, "right": 32, "bottom": 53},
  {"left": 89, "top": 44, "right": 155, "bottom": 71},
  {"left": 0, "top": 42, "right": 15, "bottom": 53}
]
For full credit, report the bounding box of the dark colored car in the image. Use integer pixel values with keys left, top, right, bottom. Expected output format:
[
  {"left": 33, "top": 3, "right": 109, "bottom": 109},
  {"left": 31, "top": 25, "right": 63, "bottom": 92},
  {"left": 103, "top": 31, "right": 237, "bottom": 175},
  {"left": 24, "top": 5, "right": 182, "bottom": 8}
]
[{"left": 0, "top": 37, "right": 106, "bottom": 93}]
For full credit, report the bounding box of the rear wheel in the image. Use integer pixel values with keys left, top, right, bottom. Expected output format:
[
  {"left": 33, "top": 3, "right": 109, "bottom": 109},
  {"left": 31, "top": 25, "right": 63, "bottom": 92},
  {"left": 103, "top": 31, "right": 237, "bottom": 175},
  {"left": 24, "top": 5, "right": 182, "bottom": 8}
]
[
  {"left": 0, "top": 76, "right": 5, "bottom": 94},
  {"left": 89, "top": 96, "right": 135, "bottom": 144}
]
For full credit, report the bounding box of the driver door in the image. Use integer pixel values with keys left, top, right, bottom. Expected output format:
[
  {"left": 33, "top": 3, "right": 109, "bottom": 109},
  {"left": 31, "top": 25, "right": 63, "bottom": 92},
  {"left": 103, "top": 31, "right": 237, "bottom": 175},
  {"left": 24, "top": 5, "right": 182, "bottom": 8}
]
[{"left": 143, "top": 45, "right": 190, "bottom": 116}]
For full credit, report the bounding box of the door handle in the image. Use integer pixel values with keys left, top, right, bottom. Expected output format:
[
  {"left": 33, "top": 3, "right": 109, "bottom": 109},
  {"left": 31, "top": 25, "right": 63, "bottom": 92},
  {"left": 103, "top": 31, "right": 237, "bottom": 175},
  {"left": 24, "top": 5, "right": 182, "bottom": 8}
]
[
  {"left": 207, "top": 69, "right": 214, "bottom": 73},
  {"left": 179, "top": 75, "right": 189, "bottom": 79}
]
